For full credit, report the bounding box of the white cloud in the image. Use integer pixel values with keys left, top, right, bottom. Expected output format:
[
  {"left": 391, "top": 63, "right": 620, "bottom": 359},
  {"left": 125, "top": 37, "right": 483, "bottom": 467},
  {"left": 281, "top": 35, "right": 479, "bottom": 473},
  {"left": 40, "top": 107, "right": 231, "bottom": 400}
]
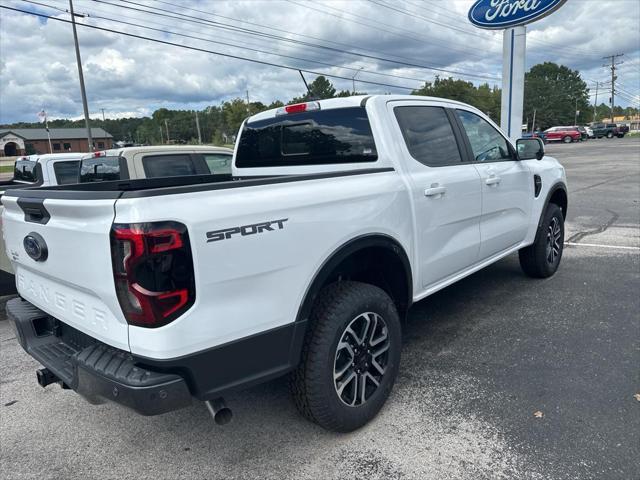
[{"left": 0, "top": 0, "right": 638, "bottom": 123}]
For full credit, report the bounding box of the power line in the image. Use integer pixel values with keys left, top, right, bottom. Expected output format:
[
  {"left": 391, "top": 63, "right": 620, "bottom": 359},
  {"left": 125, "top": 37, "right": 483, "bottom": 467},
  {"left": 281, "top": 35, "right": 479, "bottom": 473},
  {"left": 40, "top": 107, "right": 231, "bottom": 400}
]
[
  {"left": 368, "top": 0, "right": 497, "bottom": 41},
  {"left": 22, "top": 0, "right": 438, "bottom": 85},
  {"left": 103, "top": 0, "right": 502, "bottom": 82},
  {"left": 287, "top": 0, "right": 491, "bottom": 64},
  {"left": 0, "top": 4, "right": 425, "bottom": 92},
  {"left": 100, "top": 0, "right": 500, "bottom": 82}
]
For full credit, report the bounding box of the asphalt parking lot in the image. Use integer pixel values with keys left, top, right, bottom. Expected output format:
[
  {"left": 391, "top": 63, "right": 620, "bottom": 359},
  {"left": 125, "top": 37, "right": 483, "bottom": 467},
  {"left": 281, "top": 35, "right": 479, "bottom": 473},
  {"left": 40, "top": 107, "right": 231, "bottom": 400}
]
[{"left": 1, "top": 137, "right": 638, "bottom": 479}]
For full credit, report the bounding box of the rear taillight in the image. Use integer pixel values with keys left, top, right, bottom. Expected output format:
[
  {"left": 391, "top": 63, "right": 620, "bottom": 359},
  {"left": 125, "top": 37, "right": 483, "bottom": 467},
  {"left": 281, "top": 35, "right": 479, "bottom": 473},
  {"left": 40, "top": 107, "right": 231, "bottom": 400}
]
[{"left": 110, "top": 221, "right": 195, "bottom": 328}]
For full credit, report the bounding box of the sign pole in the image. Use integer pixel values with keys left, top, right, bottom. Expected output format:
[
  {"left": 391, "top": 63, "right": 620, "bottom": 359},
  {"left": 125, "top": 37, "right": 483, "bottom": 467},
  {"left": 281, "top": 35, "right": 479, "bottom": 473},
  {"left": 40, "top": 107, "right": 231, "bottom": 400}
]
[{"left": 500, "top": 26, "right": 526, "bottom": 142}]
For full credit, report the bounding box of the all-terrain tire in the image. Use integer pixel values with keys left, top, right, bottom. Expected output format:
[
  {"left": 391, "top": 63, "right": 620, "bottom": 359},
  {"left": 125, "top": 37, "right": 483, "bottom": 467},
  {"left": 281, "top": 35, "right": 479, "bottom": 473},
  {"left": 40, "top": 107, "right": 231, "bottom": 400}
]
[
  {"left": 519, "top": 203, "right": 565, "bottom": 278},
  {"left": 290, "top": 281, "right": 401, "bottom": 432}
]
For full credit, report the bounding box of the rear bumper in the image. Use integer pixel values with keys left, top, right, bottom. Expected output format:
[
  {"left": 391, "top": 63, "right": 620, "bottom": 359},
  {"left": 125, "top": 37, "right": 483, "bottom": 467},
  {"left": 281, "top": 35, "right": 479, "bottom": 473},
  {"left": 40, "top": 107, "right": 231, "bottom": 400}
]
[
  {"left": 7, "top": 297, "right": 308, "bottom": 415},
  {"left": 7, "top": 297, "right": 192, "bottom": 416}
]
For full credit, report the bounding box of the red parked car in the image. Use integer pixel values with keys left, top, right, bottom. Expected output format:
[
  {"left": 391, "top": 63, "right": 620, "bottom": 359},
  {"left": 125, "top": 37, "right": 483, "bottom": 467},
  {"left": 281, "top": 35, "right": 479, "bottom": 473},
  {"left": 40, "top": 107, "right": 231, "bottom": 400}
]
[{"left": 544, "top": 126, "right": 582, "bottom": 143}]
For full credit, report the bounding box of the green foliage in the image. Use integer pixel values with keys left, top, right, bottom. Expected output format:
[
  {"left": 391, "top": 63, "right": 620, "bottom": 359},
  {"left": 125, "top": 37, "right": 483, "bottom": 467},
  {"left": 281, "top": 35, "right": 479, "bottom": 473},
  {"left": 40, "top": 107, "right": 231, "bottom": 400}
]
[
  {"left": 291, "top": 75, "right": 338, "bottom": 102},
  {"left": 412, "top": 77, "right": 502, "bottom": 121},
  {"left": 592, "top": 103, "right": 639, "bottom": 122},
  {"left": 523, "top": 62, "right": 591, "bottom": 129}
]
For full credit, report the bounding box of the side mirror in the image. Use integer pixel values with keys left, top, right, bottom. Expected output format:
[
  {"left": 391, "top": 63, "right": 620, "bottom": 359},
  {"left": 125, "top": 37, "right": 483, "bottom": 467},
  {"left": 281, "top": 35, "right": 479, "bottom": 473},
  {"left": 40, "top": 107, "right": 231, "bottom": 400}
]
[{"left": 516, "top": 138, "right": 544, "bottom": 161}]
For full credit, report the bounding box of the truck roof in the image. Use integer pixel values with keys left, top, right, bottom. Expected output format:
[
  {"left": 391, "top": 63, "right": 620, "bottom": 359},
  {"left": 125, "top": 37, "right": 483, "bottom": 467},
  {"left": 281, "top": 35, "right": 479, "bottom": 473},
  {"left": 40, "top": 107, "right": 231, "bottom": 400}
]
[
  {"left": 246, "top": 94, "right": 474, "bottom": 123},
  {"left": 93, "top": 145, "right": 233, "bottom": 158},
  {"left": 20, "top": 152, "right": 86, "bottom": 163}
]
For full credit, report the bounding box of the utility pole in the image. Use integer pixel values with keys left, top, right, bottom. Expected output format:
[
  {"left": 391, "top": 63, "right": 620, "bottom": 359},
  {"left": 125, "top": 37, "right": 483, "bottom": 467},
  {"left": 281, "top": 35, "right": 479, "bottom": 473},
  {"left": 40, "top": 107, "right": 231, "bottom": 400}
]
[
  {"left": 101, "top": 108, "right": 105, "bottom": 122},
  {"left": 246, "top": 90, "right": 251, "bottom": 115},
  {"left": 531, "top": 108, "right": 536, "bottom": 133},
  {"left": 352, "top": 67, "right": 364, "bottom": 94},
  {"left": 574, "top": 97, "right": 578, "bottom": 125},
  {"left": 602, "top": 53, "right": 624, "bottom": 122},
  {"left": 593, "top": 81, "right": 599, "bottom": 122},
  {"left": 164, "top": 119, "right": 170, "bottom": 143},
  {"left": 159, "top": 126, "right": 164, "bottom": 145},
  {"left": 195, "top": 111, "right": 202, "bottom": 144},
  {"left": 69, "top": 0, "right": 93, "bottom": 151}
]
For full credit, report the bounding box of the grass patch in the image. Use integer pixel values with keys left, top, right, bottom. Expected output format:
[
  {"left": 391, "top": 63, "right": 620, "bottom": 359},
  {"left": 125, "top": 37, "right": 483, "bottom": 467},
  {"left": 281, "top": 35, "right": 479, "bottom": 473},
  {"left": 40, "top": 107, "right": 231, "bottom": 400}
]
[{"left": 0, "top": 165, "right": 14, "bottom": 174}]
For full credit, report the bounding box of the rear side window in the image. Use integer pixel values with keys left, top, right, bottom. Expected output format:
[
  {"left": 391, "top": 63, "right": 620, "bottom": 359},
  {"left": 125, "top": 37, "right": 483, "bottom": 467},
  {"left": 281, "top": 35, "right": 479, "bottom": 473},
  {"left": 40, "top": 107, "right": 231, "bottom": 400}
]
[
  {"left": 394, "top": 106, "right": 462, "bottom": 167},
  {"left": 13, "top": 160, "right": 38, "bottom": 182},
  {"left": 80, "top": 156, "right": 122, "bottom": 182},
  {"left": 53, "top": 160, "right": 80, "bottom": 185},
  {"left": 142, "top": 154, "right": 197, "bottom": 178},
  {"left": 203, "top": 153, "right": 232, "bottom": 174},
  {"left": 235, "top": 107, "right": 378, "bottom": 167}
]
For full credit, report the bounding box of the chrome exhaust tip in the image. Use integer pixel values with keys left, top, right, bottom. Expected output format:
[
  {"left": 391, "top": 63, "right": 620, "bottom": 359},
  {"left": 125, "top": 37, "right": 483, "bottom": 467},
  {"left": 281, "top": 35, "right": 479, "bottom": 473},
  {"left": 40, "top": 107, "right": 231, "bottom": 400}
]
[{"left": 205, "top": 397, "right": 233, "bottom": 425}]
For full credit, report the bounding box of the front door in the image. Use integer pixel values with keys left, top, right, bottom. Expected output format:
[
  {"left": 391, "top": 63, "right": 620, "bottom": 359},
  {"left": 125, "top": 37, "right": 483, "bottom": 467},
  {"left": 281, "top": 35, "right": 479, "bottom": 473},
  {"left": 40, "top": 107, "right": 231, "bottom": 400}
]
[
  {"left": 454, "top": 109, "right": 533, "bottom": 259},
  {"left": 389, "top": 102, "right": 482, "bottom": 289}
]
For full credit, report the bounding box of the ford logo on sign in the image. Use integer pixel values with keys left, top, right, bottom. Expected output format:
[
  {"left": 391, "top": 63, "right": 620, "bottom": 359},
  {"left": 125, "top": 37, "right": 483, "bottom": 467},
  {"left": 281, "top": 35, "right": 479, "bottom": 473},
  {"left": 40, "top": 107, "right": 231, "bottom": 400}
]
[
  {"left": 469, "top": 0, "right": 567, "bottom": 29},
  {"left": 24, "top": 232, "right": 48, "bottom": 262}
]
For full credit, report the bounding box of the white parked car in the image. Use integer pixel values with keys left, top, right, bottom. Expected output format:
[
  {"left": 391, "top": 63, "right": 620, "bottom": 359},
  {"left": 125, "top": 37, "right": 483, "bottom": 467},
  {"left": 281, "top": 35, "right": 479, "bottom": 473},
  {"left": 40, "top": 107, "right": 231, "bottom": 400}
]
[{"left": 3, "top": 96, "right": 567, "bottom": 432}]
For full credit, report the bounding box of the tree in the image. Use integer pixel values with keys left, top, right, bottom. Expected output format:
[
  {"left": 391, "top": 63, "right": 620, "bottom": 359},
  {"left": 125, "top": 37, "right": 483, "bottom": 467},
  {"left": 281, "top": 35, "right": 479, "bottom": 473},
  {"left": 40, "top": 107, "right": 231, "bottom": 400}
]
[
  {"left": 523, "top": 62, "right": 590, "bottom": 129},
  {"left": 412, "top": 77, "right": 501, "bottom": 121},
  {"left": 291, "top": 75, "right": 337, "bottom": 102},
  {"left": 222, "top": 98, "right": 251, "bottom": 137}
]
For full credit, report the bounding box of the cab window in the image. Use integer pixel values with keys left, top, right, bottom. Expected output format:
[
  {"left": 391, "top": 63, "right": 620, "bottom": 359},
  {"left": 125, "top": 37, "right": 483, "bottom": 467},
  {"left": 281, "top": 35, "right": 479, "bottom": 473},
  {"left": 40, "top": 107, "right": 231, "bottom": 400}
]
[
  {"left": 142, "top": 154, "right": 197, "bottom": 178},
  {"left": 456, "top": 110, "right": 512, "bottom": 162},
  {"left": 394, "top": 106, "right": 462, "bottom": 167},
  {"left": 79, "top": 156, "right": 122, "bottom": 182},
  {"left": 53, "top": 160, "right": 81, "bottom": 185},
  {"left": 203, "top": 153, "right": 232, "bottom": 174}
]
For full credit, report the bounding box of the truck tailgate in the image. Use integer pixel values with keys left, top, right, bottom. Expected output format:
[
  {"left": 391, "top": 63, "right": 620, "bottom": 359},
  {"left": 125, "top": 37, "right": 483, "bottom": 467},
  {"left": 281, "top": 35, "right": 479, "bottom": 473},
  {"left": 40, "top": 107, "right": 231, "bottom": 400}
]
[{"left": 2, "top": 195, "right": 129, "bottom": 351}]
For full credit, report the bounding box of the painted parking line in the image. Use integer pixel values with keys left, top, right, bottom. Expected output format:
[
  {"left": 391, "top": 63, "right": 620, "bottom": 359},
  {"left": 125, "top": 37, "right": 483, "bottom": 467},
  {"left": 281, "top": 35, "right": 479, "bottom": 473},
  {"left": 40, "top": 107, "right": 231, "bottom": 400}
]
[{"left": 565, "top": 242, "right": 640, "bottom": 251}]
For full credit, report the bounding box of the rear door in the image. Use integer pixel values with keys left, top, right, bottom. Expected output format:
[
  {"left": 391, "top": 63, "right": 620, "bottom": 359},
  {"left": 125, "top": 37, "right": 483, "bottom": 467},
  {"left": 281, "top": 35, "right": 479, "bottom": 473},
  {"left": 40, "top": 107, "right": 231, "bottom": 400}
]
[
  {"left": 1, "top": 194, "right": 129, "bottom": 350},
  {"left": 454, "top": 108, "right": 532, "bottom": 260},
  {"left": 389, "top": 101, "right": 482, "bottom": 288}
]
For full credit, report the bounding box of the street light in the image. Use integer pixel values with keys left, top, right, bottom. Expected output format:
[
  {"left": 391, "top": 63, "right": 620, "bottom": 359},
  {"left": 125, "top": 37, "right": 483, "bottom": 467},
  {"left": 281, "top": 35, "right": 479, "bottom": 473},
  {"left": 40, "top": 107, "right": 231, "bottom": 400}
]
[{"left": 352, "top": 67, "right": 364, "bottom": 94}]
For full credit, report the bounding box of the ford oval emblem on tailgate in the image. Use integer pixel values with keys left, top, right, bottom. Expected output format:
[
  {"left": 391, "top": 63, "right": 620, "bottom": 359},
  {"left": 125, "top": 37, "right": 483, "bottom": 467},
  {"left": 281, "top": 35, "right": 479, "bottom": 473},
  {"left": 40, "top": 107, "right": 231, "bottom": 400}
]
[{"left": 24, "top": 232, "right": 48, "bottom": 262}]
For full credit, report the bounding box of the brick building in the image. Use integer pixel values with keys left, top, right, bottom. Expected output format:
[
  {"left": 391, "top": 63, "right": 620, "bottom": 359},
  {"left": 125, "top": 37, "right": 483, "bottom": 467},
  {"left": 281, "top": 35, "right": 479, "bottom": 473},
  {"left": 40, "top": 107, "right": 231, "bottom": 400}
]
[{"left": 0, "top": 128, "right": 113, "bottom": 157}]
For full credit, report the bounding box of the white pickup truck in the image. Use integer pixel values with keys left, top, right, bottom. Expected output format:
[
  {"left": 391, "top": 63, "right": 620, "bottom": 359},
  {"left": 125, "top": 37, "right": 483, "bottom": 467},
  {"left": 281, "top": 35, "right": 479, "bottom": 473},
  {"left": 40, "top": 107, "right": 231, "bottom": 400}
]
[
  {"left": 3, "top": 96, "right": 567, "bottom": 432},
  {"left": 0, "top": 153, "right": 86, "bottom": 278}
]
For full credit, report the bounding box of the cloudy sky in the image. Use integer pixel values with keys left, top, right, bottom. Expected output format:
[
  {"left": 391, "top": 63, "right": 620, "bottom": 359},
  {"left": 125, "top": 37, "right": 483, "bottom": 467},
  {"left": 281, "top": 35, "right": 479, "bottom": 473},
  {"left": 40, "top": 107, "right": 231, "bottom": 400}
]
[{"left": 1, "top": 0, "right": 639, "bottom": 123}]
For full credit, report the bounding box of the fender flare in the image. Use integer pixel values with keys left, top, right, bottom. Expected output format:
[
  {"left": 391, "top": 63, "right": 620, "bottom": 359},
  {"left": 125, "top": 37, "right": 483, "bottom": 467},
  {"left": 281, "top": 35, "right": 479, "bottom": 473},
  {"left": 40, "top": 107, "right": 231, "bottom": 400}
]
[
  {"left": 538, "top": 181, "right": 568, "bottom": 228},
  {"left": 295, "top": 234, "right": 413, "bottom": 323}
]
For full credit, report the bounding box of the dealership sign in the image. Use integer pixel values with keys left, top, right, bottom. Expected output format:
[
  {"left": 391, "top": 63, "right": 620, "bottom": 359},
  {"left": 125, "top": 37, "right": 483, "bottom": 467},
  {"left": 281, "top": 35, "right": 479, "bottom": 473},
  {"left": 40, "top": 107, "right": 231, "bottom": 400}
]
[{"left": 468, "top": 0, "right": 567, "bottom": 29}]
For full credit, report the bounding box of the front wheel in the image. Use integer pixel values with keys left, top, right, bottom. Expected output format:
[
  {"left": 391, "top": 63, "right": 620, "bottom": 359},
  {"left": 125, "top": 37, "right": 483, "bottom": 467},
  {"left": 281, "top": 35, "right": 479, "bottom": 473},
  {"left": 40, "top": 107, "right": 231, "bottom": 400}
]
[
  {"left": 519, "top": 204, "right": 565, "bottom": 278},
  {"left": 563, "top": 135, "right": 573, "bottom": 143},
  {"left": 290, "top": 281, "right": 401, "bottom": 432}
]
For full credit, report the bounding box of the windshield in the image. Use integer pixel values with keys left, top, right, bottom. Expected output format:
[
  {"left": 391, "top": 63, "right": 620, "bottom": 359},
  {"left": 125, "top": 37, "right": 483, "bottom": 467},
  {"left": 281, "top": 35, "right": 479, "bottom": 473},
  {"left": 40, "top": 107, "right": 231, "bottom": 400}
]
[
  {"left": 236, "top": 107, "right": 378, "bottom": 168},
  {"left": 13, "top": 160, "right": 39, "bottom": 183}
]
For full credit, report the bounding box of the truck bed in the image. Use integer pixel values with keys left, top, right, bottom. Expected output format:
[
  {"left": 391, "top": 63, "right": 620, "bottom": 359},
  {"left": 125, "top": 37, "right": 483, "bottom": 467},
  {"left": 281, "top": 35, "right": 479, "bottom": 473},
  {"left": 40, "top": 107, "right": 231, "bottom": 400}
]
[{"left": 1, "top": 169, "right": 389, "bottom": 200}]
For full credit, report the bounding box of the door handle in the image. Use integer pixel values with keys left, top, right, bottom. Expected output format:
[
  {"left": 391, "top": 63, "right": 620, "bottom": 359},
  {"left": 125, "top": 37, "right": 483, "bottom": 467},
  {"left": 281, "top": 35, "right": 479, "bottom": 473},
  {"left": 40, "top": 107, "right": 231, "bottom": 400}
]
[
  {"left": 424, "top": 185, "right": 447, "bottom": 197},
  {"left": 485, "top": 176, "right": 501, "bottom": 186}
]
